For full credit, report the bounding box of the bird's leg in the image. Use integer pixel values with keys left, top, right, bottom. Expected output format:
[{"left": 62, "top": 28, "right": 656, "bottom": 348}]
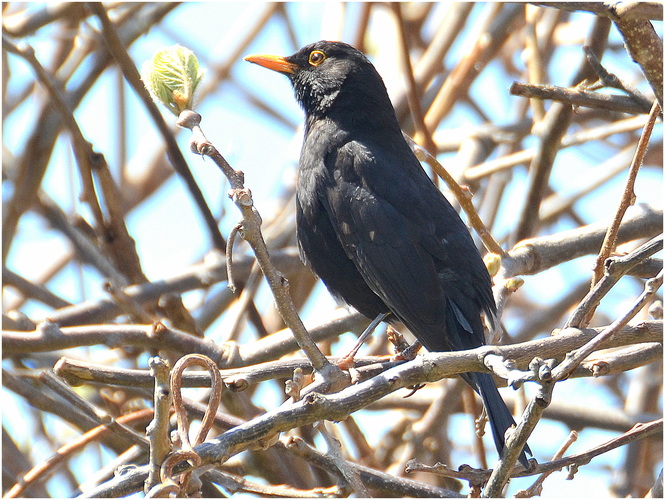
[{"left": 337, "top": 312, "right": 389, "bottom": 370}]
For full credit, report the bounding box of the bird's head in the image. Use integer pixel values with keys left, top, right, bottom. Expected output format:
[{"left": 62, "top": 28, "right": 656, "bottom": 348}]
[{"left": 245, "top": 41, "right": 395, "bottom": 124}]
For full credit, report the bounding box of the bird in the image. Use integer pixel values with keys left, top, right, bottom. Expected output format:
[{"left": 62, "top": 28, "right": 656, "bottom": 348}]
[{"left": 245, "top": 40, "right": 530, "bottom": 467}]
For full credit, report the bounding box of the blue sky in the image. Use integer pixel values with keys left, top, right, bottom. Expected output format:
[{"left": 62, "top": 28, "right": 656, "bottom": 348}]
[{"left": 3, "top": 3, "right": 662, "bottom": 497}]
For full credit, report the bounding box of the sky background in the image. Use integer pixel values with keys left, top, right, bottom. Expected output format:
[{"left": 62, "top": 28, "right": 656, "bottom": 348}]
[{"left": 3, "top": 2, "right": 662, "bottom": 497}]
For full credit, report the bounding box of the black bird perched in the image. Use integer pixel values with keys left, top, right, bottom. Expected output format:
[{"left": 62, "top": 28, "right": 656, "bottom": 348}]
[{"left": 245, "top": 41, "right": 530, "bottom": 467}]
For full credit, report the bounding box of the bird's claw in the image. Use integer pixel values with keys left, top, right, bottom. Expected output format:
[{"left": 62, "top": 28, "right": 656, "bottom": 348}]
[{"left": 402, "top": 383, "right": 426, "bottom": 398}]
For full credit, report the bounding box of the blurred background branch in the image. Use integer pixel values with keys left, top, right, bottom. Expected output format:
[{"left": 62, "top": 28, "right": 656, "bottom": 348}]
[{"left": 2, "top": 2, "right": 662, "bottom": 497}]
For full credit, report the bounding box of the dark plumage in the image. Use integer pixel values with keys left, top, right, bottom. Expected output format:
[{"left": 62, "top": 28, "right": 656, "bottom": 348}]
[{"left": 245, "top": 40, "right": 530, "bottom": 466}]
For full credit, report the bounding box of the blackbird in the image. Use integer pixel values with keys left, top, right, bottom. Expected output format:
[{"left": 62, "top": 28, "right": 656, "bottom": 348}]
[{"left": 245, "top": 41, "right": 530, "bottom": 466}]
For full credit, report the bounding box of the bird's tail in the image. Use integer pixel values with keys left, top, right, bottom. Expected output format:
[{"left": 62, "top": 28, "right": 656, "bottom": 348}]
[{"left": 467, "top": 372, "right": 531, "bottom": 468}]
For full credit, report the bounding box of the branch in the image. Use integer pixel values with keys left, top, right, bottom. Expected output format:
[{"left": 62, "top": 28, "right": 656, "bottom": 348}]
[
  {"left": 498, "top": 203, "right": 662, "bottom": 280},
  {"left": 406, "top": 419, "right": 663, "bottom": 489},
  {"left": 174, "top": 110, "right": 342, "bottom": 381},
  {"left": 2, "top": 34, "right": 146, "bottom": 285},
  {"left": 510, "top": 81, "right": 653, "bottom": 114},
  {"left": 612, "top": 8, "right": 663, "bottom": 107},
  {"left": 532, "top": 2, "right": 664, "bottom": 21},
  {"left": 5, "top": 409, "right": 154, "bottom": 499},
  {"left": 283, "top": 437, "right": 462, "bottom": 497},
  {"left": 464, "top": 114, "right": 653, "bottom": 181},
  {"left": 7, "top": 316, "right": 660, "bottom": 371},
  {"left": 483, "top": 369, "right": 553, "bottom": 496},
  {"left": 565, "top": 235, "right": 663, "bottom": 328},
  {"left": 35, "top": 247, "right": 302, "bottom": 328},
  {"left": 144, "top": 358, "right": 172, "bottom": 493},
  {"left": 3, "top": 322, "right": 226, "bottom": 360},
  {"left": 552, "top": 270, "right": 663, "bottom": 381},
  {"left": 182, "top": 322, "right": 661, "bottom": 466}
]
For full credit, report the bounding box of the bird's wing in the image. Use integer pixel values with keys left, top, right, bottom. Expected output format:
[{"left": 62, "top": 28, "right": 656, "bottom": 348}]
[{"left": 320, "top": 139, "right": 494, "bottom": 351}]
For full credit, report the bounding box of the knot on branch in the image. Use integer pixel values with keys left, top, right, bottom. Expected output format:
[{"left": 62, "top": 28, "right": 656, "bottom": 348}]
[
  {"left": 217, "top": 340, "right": 241, "bottom": 368},
  {"left": 529, "top": 357, "right": 556, "bottom": 384},
  {"left": 303, "top": 391, "right": 326, "bottom": 408},
  {"left": 586, "top": 360, "right": 611, "bottom": 377},
  {"left": 482, "top": 352, "right": 532, "bottom": 389},
  {"left": 224, "top": 377, "right": 249, "bottom": 392},
  {"left": 36, "top": 319, "right": 62, "bottom": 338},
  {"left": 229, "top": 187, "right": 253, "bottom": 207},
  {"left": 176, "top": 109, "right": 201, "bottom": 129}
]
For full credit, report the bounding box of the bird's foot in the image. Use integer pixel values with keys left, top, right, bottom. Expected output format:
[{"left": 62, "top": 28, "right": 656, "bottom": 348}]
[
  {"left": 390, "top": 337, "right": 422, "bottom": 362},
  {"left": 402, "top": 383, "right": 426, "bottom": 398},
  {"left": 336, "top": 353, "right": 357, "bottom": 371}
]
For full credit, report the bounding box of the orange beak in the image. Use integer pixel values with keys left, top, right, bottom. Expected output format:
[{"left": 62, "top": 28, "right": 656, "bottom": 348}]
[{"left": 244, "top": 54, "right": 298, "bottom": 74}]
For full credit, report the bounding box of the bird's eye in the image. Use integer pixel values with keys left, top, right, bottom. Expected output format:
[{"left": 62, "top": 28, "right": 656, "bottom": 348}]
[{"left": 308, "top": 50, "right": 326, "bottom": 66}]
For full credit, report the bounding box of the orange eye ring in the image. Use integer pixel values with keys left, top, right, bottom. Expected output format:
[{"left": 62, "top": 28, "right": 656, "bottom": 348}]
[{"left": 308, "top": 50, "right": 326, "bottom": 66}]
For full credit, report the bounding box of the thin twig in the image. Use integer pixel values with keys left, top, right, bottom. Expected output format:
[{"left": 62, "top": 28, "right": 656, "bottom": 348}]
[
  {"left": 552, "top": 269, "right": 663, "bottom": 382},
  {"left": 482, "top": 363, "right": 554, "bottom": 497},
  {"left": 565, "top": 235, "right": 663, "bottom": 328},
  {"left": 583, "top": 100, "right": 661, "bottom": 326},
  {"left": 516, "top": 430, "right": 578, "bottom": 497},
  {"left": 175, "top": 109, "right": 337, "bottom": 378},
  {"left": 6, "top": 412, "right": 153, "bottom": 498},
  {"left": 284, "top": 436, "right": 463, "bottom": 497},
  {"left": 464, "top": 114, "right": 653, "bottom": 181},
  {"left": 392, "top": 3, "right": 438, "bottom": 169},
  {"left": 39, "top": 370, "right": 148, "bottom": 447},
  {"left": 510, "top": 81, "right": 653, "bottom": 114},
  {"left": 407, "top": 418, "right": 662, "bottom": 487},
  {"left": 144, "top": 357, "right": 172, "bottom": 494},
  {"left": 2, "top": 34, "right": 145, "bottom": 284},
  {"left": 583, "top": 46, "right": 652, "bottom": 107},
  {"left": 316, "top": 421, "right": 369, "bottom": 497},
  {"left": 225, "top": 223, "right": 243, "bottom": 293}
]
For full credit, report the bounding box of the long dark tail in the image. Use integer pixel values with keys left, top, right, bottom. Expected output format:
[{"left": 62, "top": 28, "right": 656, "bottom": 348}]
[
  {"left": 416, "top": 300, "right": 531, "bottom": 466},
  {"left": 466, "top": 372, "right": 531, "bottom": 468}
]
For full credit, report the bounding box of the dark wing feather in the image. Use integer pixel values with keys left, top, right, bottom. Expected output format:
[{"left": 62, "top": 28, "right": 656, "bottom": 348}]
[{"left": 321, "top": 138, "right": 493, "bottom": 352}]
